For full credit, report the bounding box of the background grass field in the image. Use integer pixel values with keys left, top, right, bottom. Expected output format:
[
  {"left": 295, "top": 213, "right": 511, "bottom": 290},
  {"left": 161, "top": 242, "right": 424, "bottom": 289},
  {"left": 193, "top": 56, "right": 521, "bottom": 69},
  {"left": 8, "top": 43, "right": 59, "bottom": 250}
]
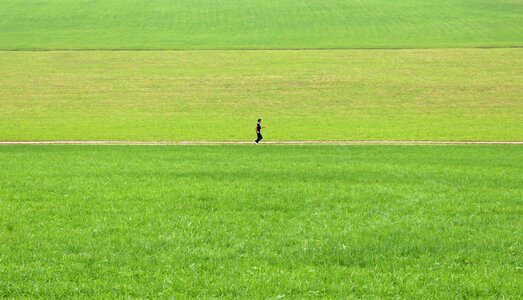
[
  {"left": 1, "top": 49, "right": 522, "bottom": 141},
  {"left": 1, "top": 0, "right": 522, "bottom": 298},
  {"left": 1, "top": 145, "right": 522, "bottom": 298},
  {"left": 1, "top": 0, "right": 523, "bottom": 50}
]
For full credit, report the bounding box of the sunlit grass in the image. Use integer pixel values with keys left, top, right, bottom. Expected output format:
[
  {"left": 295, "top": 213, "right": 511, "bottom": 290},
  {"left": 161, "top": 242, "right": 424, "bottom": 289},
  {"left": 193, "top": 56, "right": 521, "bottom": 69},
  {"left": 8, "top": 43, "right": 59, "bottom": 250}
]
[
  {"left": 0, "top": 0, "right": 522, "bottom": 50},
  {"left": 1, "top": 49, "right": 522, "bottom": 141},
  {"left": 0, "top": 145, "right": 521, "bottom": 297}
]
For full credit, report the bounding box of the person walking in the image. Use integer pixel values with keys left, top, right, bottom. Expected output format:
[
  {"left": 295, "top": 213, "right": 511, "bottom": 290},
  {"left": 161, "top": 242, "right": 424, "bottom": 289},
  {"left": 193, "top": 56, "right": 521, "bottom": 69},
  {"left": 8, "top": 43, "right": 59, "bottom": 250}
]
[{"left": 254, "top": 119, "right": 265, "bottom": 144}]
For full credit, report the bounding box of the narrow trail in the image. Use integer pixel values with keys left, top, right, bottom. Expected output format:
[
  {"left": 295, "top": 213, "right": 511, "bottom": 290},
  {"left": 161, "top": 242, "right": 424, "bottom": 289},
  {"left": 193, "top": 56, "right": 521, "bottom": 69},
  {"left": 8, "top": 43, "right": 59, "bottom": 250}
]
[
  {"left": 2, "top": 46, "right": 523, "bottom": 52},
  {"left": 1, "top": 140, "right": 522, "bottom": 145}
]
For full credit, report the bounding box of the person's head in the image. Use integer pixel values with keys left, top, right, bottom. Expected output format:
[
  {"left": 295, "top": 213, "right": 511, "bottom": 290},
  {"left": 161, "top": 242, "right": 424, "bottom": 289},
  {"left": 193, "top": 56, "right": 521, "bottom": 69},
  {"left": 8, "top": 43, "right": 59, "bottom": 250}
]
[{"left": 258, "top": 118, "right": 262, "bottom": 123}]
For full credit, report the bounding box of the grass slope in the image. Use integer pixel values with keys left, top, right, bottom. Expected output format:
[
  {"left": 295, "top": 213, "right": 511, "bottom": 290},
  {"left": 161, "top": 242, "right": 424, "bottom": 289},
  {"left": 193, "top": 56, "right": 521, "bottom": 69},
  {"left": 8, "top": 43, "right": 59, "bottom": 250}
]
[
  {"left": 1, "top": 0, "right": 522, "bottom": 50},
  {"left": 1, "top": 49, "right": 522, "bottom": 141},
  {"left": 0, "top": 145, "right": 522, "bottom": 297}
]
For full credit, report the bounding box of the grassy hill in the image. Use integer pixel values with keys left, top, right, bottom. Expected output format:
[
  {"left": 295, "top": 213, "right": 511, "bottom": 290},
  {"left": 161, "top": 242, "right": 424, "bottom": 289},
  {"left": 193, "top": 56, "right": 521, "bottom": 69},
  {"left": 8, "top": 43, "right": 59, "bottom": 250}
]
[
  {"left": 1, "top": 49, "right": 522, "bottom": 141},
  {"left": 1, "top": 1, "right": 522, "bottom": 298},
  {"left": 1, "top": 0, "right": 522, "bottom": 50}
]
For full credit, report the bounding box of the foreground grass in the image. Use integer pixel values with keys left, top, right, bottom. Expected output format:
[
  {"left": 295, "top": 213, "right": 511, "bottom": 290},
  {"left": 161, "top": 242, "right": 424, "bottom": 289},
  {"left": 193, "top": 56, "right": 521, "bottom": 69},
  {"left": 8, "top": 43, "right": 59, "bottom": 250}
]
[
  {"left": 0, "top": 0, "right": 522, "bottom": 50},
  {"left": 0, "top": 145, "right": 521, "bottom": 297},
  {"left": 1, "top": 49, "right": 522, "bottom": 141}
]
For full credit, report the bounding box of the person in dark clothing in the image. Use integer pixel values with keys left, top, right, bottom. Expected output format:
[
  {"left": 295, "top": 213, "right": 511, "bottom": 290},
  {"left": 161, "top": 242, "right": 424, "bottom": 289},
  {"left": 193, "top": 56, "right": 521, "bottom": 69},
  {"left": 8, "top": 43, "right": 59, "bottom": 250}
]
[{"left": 254, "top": 119, "right": 265, "bottom": 144}]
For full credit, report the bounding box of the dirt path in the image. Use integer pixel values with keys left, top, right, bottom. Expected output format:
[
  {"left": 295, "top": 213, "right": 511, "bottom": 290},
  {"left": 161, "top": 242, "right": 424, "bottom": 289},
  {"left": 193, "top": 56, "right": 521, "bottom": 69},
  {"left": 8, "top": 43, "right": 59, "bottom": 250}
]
[{"left": 1, "top": 140, "right": 522, "bottom": 145}]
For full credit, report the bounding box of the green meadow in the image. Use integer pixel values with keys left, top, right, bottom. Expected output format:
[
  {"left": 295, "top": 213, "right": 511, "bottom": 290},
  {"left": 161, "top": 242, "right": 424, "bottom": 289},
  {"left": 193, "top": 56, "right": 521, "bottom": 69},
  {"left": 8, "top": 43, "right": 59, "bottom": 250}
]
[
  {"left": 0, "top": 0, "right": 522, "bottom": 50},
  {"left": 1, "top": 49, "right": 522, "bottom": 141},
  {"left": 1, "top": 145, "right": 522, "bottom": 298},
  {"left": 1, "top": 0, "right": 522, "bottom": 297}
]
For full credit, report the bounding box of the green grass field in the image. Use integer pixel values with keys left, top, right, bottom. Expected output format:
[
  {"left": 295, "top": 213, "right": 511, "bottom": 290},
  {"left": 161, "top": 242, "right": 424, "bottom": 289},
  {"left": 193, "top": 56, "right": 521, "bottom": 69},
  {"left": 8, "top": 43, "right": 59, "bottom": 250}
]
[
  {"left": 2, "top": 0, "right": 522, "bottom": 297},
  {"left": 1, "top": 0, "right": 522, "bottom": 50},
  {"left": 1, "top": 49, "right": 522, "bottom": 141},
  {"left": 1, "top": 145, "right": 522, "bottom": 298}
]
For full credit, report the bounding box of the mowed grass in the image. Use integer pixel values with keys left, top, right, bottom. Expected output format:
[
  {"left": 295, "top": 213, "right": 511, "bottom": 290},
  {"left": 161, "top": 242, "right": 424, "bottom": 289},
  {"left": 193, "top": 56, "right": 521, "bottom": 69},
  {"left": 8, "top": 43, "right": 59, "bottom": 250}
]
[
  {"left": 0, "top": 0, "right": 522, "bottom": 50},
  {"left": 0, "top": 145, "right": 521, "bottom": 297},
  {"left": 1, "top": 49, "right": 522, "bottom": 141}
]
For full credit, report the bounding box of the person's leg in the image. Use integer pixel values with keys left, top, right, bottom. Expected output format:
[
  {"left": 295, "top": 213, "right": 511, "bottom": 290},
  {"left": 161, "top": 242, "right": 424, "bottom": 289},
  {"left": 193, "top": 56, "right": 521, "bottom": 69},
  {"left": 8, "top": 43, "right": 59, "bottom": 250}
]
[{"left": 255, "top": 133, "right": 262, "bottom": 143}]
